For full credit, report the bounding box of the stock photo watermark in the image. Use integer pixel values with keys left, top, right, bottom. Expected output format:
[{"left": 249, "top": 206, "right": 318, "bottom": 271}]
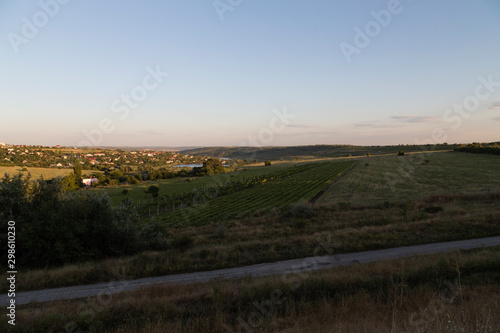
[
  {"left": 79, "top": 65, "right": 168, "bottom": 147},
  {"left": 7, "top": 0, "right": 71, "bottom": 54},
  {"left": 339, "top": 0, "right": 410, "bottom": 64},
  {"left": 239, "top": 107, "right": 295, "bottom": 149},
  {"left": 6, "top": 220, "right": 17, "bottom": 326},
  {"left": 213, "top": 0, "right": 245, "bottom": 21},
  {"left": 177, "top": 106, "right": 295, "bottom": 227},
  {"left": 384, "top": 74, "right": 500, "bottom": 191}
]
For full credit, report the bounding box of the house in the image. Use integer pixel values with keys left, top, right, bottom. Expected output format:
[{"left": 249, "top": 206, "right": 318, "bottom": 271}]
[{"left": 82, "top": 178, "right": 99, "bottom": 186}]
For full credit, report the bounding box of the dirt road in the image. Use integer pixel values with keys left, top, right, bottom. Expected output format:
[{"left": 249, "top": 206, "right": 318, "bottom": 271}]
[{"left": 2, "top": 236, "right": 499, "bottom": 306}]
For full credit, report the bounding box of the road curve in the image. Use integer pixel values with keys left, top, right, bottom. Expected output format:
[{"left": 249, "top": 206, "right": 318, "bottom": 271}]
[{"left": 2, "top": 236, "right": 499, "bottom": 306}]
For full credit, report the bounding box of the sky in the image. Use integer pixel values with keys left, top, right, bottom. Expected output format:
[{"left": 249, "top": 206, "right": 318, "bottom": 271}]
[{"left": 1, "top": 0, "right": 499, "bottom": 147}]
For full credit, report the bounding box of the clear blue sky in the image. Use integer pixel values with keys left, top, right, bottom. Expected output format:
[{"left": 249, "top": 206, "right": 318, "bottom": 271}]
[{"left": 1, "top": 0, "right": 499, "bottom": 147}]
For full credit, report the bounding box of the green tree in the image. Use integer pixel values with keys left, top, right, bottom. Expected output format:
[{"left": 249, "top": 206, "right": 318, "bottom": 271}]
[
  {"left": 109, "top": 170, "right": 123, "bottom": 179},
  {"left": 0, "top": 175, "right": 166, "bottom": 268},
  {"left": 200, "top": 158, "right": 225, "bottom": 175},
  {"left": 73, "top": 164, "right": 82, "bottom": 179},
  {"left": 264, "top": 160, "right": 272, "bottom": 166},
  {"left": 145, "top": 185, "right": 160, "bottom": 198},
  {"left": 62, "top": 165, "right": 83, "bottom": 191}
]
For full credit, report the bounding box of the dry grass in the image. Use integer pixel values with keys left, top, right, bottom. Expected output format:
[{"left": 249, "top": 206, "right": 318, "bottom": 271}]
[
  {"left": 0, "top": 166, "right": 72, "bottom": 179},
  {"left": 4, "top": 190, "right": 499, "bottom": 293},
  {"left": 4, "top": 247, "right": 499, "bottom": 332}
]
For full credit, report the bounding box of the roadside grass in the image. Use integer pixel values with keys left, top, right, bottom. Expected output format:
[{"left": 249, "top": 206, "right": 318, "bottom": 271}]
[
  {"left": 4, "top": 190, "right": 499, "bottom": 293},
  {"left": 319, "top": 151, "right": 500, "bottom": 205},
  {"left": 4, "top": 246, "right": 499, "bottom": 332},
  {"left": 0, "top": 166, "right": 72, "bottom": 179}
]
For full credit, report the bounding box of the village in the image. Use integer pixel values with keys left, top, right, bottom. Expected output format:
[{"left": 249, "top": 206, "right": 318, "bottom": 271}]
[{"left": 0, "top": 143, "right": 210, "bottom": 170}]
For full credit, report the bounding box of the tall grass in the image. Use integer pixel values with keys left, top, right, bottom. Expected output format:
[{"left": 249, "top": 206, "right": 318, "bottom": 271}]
[
  {"left": 3, "top": 247, "right": 499, "bottom": 332},
  {"left": 3, "top": 190, "right": 499, "bottom": 293}
]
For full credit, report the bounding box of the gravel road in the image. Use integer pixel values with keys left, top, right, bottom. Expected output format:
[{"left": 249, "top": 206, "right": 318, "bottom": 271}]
[{"left": 2, "top": 236, "right": 499, "bottom": 306}]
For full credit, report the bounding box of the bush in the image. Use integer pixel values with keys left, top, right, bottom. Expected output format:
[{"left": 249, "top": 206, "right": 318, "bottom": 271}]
[
  {"left": 265, "top": 160, "right": 272, "bottom": 166},
  {"left": 289, "top": 201, "right": 314, "bottom": 218},
  {"left": 0, "top": 175, "right": 148, "bottom": 268},
  {"left": 398, "top": 151, "right": 405, "bottom": 156},
  {"left": 145, "top": 185, "right": 160, "bottom": 198},
  {"left": 121, "top": 189, "right": 129, "bottom": 195},
  {"left": 129, "top": 176, "right": 140, "bottom": 184}
]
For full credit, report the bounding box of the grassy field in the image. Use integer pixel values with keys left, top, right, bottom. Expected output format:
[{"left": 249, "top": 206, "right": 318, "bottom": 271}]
[
  {"left": 0, "top": 166, "right": 72, "bottom": 179},
  {"left": 319, "top": 151, "right": 500, "bottom": 204},
  {"left": 4, "top": 246, "right": 499, "bottom": 332}
]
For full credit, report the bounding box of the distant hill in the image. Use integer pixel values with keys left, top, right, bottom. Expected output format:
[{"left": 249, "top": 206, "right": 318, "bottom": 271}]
[
  {"left": 103, "top": 146, "right": 202, "bottom": 152},
  {"left": 180, "top": 144, "right": 459, "bottom": 161}
]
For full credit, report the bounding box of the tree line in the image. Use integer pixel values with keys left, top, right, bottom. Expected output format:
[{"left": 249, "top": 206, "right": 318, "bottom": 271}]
[
  {"left": 454, "top": 143, "right": 500, "bottom": 155},
  {"left": 0, "top": 174, "right": 168, "bottom": 269}
]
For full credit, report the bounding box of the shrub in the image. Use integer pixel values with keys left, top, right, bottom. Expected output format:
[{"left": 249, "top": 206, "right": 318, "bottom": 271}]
[
  {"left": 121, "top": 189, "right": 129, "bottom": 195},
  {"left": 398, "top": 151, "right": 405, "bottom": 156},
  {"left": 265, "top": 160, "right": 272, "bottom": 166},
  {"left": 129, "top": 176, "right": 140, "bottom": 184},
  {"left": 145, "top": 185, "right": 160, "bottom": 198},
  {"left": 289, "top": 201, "right": 314, "bottom": 218}
]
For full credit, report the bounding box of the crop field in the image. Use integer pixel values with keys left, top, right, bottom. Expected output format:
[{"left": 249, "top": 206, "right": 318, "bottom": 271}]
[
  {"left": 159, "top": 160, "right": 356, "bottom": 226},
  {"left": 319, "top": 151, "right": 500, "bottom": 205},
  {"left": 0, "top": 166, "right": 72, "bottom": 179},
  {"left": 93, "top": 161, "right": 307, "bottom": 205}
]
